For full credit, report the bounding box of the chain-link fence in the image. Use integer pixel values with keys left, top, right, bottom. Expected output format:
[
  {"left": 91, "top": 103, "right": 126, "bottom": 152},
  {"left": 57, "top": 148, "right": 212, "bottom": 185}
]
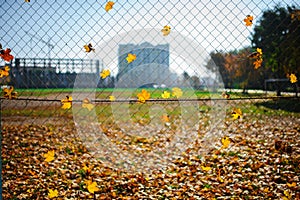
[{"left": 1, "top": 0, "right": 300, "bottom": 199}]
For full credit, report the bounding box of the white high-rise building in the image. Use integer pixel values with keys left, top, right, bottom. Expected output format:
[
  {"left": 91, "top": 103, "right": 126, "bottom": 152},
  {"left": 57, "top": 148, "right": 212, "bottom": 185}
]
[{"left": 116, "top": 42, "right": 176, "bottom": 88}]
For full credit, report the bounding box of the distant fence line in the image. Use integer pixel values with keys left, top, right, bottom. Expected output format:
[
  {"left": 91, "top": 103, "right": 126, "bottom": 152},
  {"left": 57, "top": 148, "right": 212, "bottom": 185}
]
[{"left": 5, "top": 58, "right": 116, "bottom": 88}]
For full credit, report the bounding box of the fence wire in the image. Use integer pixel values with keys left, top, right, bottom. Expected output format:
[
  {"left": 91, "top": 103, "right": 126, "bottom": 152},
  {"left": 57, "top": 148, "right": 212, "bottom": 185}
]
[{"left": 1, "top": 0, "right": 300, "bottom": 199}]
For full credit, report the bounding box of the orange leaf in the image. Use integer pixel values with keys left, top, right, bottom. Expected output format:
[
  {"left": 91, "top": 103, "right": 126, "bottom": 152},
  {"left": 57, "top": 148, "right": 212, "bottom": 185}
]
[
  {"left": 126, "top": 53, "right": 136, "bottom": 63},
  {"left": 161, "top": 114, "right": 170, "bottom": 123},
  {"left": 44, "top": 150, "right": 55, "bottom": 162},
  {"left": 85, "top": 180, "right": 99, "bottom": 194},
  {"left": 231, "top": 108, "right": 242, "bottom": 119},
  {"left": 221, "top": 136, "right": 231, "bottom": 149},
  {"left": 109, "top": 95, "right": 116, "bottom": 101},
  {"left": 84, "top": 43, "right": 95, "bottom": 53},
  {"left": 171, "top": 87, "right": 182, "bottom": 98},
  {"left": 161, "top": 25, "right": 171, "bottom": 36},
  {"left": 105, "top": 1, "right": 114, "bottom": 12},
  {"left": 82, "top": 98, "right": 94, "bottom": 111},
  {"left": 287, "top": 182, "right": 296, "bottom": 187},
  {"left": 243, "top": 15, "right": 253, "bottom": 26},
  {"left": 2, "top": 86, "right": 17, "bottom": 99},
  {"left": 137, "top": 89, "right": 150, "bottom": 103},
  {"left": 61, "top": 96, "right": 72, "bottom": 109},
  {"left": 48, "top": 189, "right": 59, "bottom": 198},
  {"left": 253, "top": 58, "right": 263, "bottom": 69},
  {"left": 201, "top": 166, "right": 211, "bottom": 172},
  {"left": 161, "top": 91, "right": 170, "bottom": 99},
  {"left": 100, "top": 69, "right": 110, "bottom": 79},
  {"left": 0, "top": 48, "right": 14, "bottom": 62},
  {"left": 289, "top": 73, "right": 297, "bottom": 83},
  {"left": 0, "top": 66, "right": 10, "bottom": 77}
]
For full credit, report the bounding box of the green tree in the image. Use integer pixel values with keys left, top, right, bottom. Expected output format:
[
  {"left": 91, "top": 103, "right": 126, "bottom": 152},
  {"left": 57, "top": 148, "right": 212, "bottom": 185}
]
[
  {"left": 251, "top": 5, "right": 300, "bottom": 95},
  {"left": 280, "top": 7, "right": 300, "bottom": 74}
]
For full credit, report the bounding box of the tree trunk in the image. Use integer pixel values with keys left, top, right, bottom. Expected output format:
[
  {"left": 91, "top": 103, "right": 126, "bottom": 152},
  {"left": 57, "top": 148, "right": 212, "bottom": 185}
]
[
  {"left": 276, "top": 89, "right": 281, "bottom": 96},
  {"left": 276, "top": 81, "right": 281, "bottom": 96}
]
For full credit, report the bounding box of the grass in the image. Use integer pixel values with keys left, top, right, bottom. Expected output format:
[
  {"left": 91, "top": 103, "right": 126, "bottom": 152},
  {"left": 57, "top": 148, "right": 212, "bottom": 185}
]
[
  {"left": 2, "top": 88, "right": 299, "bottom": 124},
  {"left": 14, "top": 88, "right": 270, "bottom": 99},
  {"left": 255, "top": 98, "right": 300, "bottom": 113},
  {"left": 2, "top": 98, "right": 299, "bottom": 123}
]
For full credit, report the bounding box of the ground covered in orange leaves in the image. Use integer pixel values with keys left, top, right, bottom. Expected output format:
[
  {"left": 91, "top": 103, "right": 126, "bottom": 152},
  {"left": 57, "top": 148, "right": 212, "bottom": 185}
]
[{"left": 2, "top": 115, "right": 300, "bottom": 199}]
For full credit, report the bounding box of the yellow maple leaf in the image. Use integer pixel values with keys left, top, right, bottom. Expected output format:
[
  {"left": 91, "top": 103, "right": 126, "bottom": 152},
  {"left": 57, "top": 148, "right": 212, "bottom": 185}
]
[
  {"left": 232, "top": 108, "right": 242, "bottom": 119},
  {"left": 83, "top": 164, "right": 92, "bottom": 174},
  {"left": 253, "top": 58, "right": 263, "bottom": 69},
  {"left": 289, "top": 73, "right": 297, "bottom": 83},
  {"left": 44, "top": 150, "right": 55, "bottom": 162},
  {"left": 248, "top": 48, "right": 262, "bottom": 60},
  {"left": 2, "top": 86, "right": 17, "bottom": 99},
  {"left": 109, "top": 95, "right": 116, "bottom": 101},
  {"left": 222, "top": 91, "right": 230, "bottom": 99},
  {"left": 161, "top": 25, "right": 171, "bottom": 36},
  {"left": 137, "top": 89, "right": 150, "bottom": 103},
  {"left": 61, "top": 96, "right": 72, "bottom": 109},
  {"left": 243, "top": 15, "right": 253, "bottom": 26},
  {"left": 217, "top": 169, "right": 224, "bottom": 182},
  {"left": 48, "top": 189, "right": 59, "bottom": 198},
  {"left": 48, "top": 189, "right": 58, "bottom": 198},
  {"left": 201, "top": 166, "right": 211, "bottom": 172},
  {"left": 283, "top": 190, "right": 292, "bottom": 200},
  {"left": 161, "top": 91, "right": 170, "bottom": 99},
  {"left": 172, "top": 87, "right": 182, "bottom": 98},
  {"left": 161, "top": 114, "right": 170, "bottom": 123},
  {"left": 256, "top": 48, "right": 262, "bottom": 55},
  {"left": 85, "top": 180, "right": 99, "bottom": 194},
  {"left": 0, "top": 66, "right": 10, "bottom": 77},
  {"left": 82, "top": 98, "right": 94, "bottom": 111},
  {"left": 105, "top": 1, "right": 114, "bottom": 12},
  {"left": 287, "top": 182, "right": 296, "bottom": 187},
  {"left": 126, "top": 53, "right": 136, "bottom": 63},
  {"left": 218, "top": 176, "right": 224, "bottom": 183},
  {"left": 221, "top": 136, "right": 231, "bottom": 149},
  {"left": 263, "top": 187, "right": 269, "bottom": 193},
  {"left": 84, "top": 43, "right": 95, "bottom": 53},
  {"left": 100, "top": 69, "right": 110, "bottom": 79}
]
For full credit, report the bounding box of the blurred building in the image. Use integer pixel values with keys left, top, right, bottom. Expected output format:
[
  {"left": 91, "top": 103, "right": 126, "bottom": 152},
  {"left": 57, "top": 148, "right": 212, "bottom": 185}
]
[{"left": 116, "top": 42, "right": 175, "bottom": 88}]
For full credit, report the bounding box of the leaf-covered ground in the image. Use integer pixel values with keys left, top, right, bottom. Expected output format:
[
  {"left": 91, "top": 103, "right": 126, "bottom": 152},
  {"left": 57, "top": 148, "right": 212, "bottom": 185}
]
[{"left": 2, "top": 114, "right": 300, "bottom": 199}]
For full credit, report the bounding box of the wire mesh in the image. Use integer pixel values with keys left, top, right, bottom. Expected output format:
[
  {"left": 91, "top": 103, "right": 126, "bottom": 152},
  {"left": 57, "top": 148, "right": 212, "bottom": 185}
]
[{"left": 1, "top": 0, "right": 300, "bottom": 199}]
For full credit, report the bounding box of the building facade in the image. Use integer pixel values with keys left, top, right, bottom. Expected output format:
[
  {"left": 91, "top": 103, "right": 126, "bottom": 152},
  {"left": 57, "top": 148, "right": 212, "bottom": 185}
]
[{"left": 117, "top": 42, "right": 171, "bottom": 88}]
